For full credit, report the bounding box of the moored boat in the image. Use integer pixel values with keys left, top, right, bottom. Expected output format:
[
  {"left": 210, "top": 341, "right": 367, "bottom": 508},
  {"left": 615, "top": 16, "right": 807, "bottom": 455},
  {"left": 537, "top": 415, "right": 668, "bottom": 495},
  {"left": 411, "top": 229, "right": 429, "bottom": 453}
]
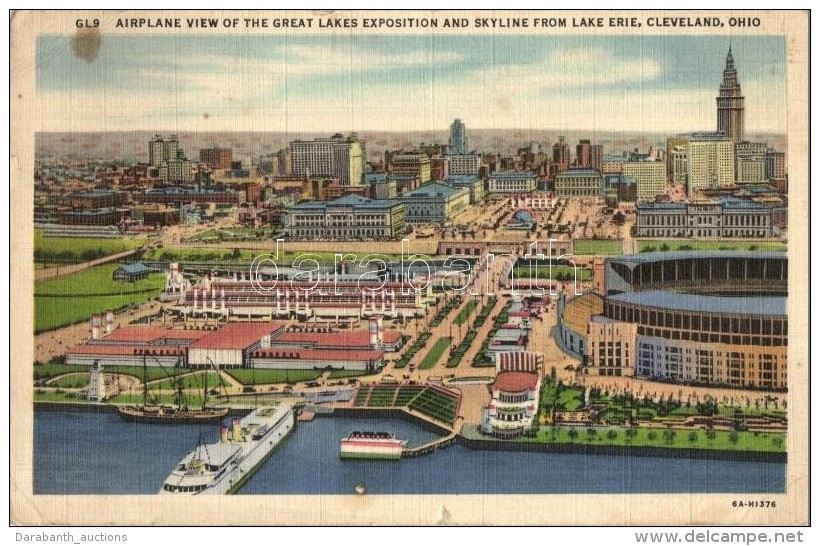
[
  {"left": 116, "top": 354, "right": 228, "bottom": 424},
  {"left": 340, "top": 431, "right": 407, "bottom": 460},
  {"left": 160, "top": 403, "right": 295, "bottom": 495}
]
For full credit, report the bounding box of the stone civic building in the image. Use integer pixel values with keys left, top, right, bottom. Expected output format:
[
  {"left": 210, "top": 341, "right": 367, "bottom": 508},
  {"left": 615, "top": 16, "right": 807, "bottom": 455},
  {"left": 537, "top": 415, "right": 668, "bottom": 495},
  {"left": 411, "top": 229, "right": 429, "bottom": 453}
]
[
  {"left": 283, "top": 195, "right": 406, "bottom": 240},
  {"left": 400, "top": 181, "right": 470, "bottom": 224},
  {"left": 634, "top": 196, "right": 783, "bottom": 239}
]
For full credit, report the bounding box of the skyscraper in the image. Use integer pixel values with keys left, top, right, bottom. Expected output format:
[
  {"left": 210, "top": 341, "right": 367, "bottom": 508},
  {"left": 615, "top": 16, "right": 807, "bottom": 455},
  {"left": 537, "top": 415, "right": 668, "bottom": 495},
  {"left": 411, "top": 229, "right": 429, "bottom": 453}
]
[
  {"left": 449, "top": 119, "right": 468, "bottom": 154},
  {"left": 553, "top": 136, "right": 570, "bottom": 172},
  {"left": 687, "top": 133, "right": 735, "bottom": 192},
  {"left": 149, "top": 135, "right": 180, "bottom": 168},
  {"left": 290, "top": 133, "right": 365, "bottom": 186},
  {"left": 716, "top": 46, "right": 745, "bottom": 143}
]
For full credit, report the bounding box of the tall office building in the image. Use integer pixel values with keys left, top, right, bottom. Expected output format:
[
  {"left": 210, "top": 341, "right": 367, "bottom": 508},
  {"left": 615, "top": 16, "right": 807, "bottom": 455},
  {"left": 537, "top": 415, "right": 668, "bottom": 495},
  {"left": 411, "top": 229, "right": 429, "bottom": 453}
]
[
  {"left": 716, "top": 46, "right": 745, "bottom": 143},
  {"left": 622, "top": 159, "right": 666, "bottom": 200},
  {"left": 576, "top": 139, "right": 604, "bottom": 171},
  {"left": 290, "top": 133, "right": 366, "bottom": 186},
  {"left": 687, "top": 133, "right": 735, "bottom": 192},
  {"left": 199, "top": 147, "right": 233, "bottom": 170},
  {"left": 553, "top": 136, "right": 570, "bottom": 172},
  {"left": 149, "top": 135, "right": 180, "bottom": 168},
  {"left": 576, "top": 140, "right": 592, "bottom": 168},
  {"left": 449, "top": 119, "right": 468, "bottom": 154}
]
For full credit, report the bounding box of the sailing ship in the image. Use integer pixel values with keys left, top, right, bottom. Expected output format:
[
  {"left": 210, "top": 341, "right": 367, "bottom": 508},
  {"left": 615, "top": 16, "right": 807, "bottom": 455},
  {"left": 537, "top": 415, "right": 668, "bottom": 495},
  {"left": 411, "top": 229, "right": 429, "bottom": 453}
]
[{"left": 117, "top": 355, "right": 229, "bottom": 424}]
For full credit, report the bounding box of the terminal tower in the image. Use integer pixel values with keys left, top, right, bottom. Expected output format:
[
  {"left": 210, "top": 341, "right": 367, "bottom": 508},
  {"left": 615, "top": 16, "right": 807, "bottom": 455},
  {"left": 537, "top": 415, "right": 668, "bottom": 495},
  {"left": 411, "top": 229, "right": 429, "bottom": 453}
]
[{"left": 716, "top": 46, "right": 745, "bottom": 143}]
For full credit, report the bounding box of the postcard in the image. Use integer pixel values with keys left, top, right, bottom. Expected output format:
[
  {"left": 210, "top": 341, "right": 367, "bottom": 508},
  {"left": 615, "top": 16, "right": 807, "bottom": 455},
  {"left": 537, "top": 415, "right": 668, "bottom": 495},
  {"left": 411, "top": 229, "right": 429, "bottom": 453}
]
[{"left": 10, "top": 9, "right": 809, "bottom": 526}]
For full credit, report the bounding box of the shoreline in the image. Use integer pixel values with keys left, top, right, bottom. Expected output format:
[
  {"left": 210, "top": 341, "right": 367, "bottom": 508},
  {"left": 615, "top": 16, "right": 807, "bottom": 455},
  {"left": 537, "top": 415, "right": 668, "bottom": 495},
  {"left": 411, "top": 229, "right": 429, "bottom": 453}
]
[
  {"left": 456, "top": 434, "right": 786, "bottom": 464},
  {"left": 34, "top": 400, "right": 785, "bottom": 463}
]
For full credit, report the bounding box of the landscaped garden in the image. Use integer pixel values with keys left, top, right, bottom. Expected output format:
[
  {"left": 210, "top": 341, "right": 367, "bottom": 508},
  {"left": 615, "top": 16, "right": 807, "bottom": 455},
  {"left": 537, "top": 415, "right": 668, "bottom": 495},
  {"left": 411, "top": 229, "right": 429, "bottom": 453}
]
[
  {"left": 517, "top": 372, "right": 787, "bottom": 453},
  {"left": 419, "top": 337, "right": 452, "bottom": 369}
]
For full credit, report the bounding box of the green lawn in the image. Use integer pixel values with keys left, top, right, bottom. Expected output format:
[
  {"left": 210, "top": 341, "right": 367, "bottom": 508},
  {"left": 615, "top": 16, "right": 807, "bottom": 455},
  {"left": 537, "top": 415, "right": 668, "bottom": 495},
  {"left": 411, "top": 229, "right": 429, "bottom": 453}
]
[
  {"left": 34, "top": 230, "right": 147, "bottom": 262},
  {"left": 513, "top": 266, "right": 592, "bottom": 281},
  {"left": 34, "top": 363, "right": 191, "bottom": 382},
  {"left": 224, "top": 368, "right": 322, "bottom": 385},
  {"left": 34, "top": 264, "right": 165, "bottom": 332},
  {"left": 418, "top": 337, "right": 452, "bottom": 369},
  {"left": 151, "top": 371, "right": 224, "bottom": 391},
  {"left": 637, "top": 241, "right": 787, "bottom": 253},
  {"left": 48, "top": 373, "right": 90, "bottom": 388},
  {"left": 519, "top": 426, "right": 786, "bottom": 453},
  {"left": 556, "top": 388, "right": 585, "bottom": 410},
  {"left": 454, "top": 300, "right": 478, "bottom": 325},
  {"left": 573, "top": 239, "right": 623, "bottom": 256},
  {"left": 327, "top": 369, "right": 375, "bottom": 379}
]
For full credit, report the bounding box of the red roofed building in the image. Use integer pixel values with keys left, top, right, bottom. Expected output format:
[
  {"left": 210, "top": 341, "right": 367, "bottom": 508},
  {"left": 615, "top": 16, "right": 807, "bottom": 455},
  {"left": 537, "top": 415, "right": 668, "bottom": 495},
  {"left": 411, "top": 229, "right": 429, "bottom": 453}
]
[
  {"left": 91, "top": 326, "right": 210, "bottom": 346},
  {"left": 272, "top": 329, "right": 403, "bottom": 352},
  {"left": 66, "top": 327, "right": 210, "bottom": 367},
  {"left": 482, "top": 370, "right": 542, "bottom": 439},
  {"left": 250, "top": 348, "right": 384, "bottom": 372},
  {"left": 187, "top": 322, "right": 287, "bottom": 369},
  {"left": 65, "top": 344, "right": 186, "bottom": 368}
]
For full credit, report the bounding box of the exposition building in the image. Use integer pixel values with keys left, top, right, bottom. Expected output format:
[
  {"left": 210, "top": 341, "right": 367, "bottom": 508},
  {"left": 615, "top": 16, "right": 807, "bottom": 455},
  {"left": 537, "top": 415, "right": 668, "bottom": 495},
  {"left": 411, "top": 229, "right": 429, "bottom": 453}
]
[{"left": 556, "top": 251, "right": 787, "bottom": 389}]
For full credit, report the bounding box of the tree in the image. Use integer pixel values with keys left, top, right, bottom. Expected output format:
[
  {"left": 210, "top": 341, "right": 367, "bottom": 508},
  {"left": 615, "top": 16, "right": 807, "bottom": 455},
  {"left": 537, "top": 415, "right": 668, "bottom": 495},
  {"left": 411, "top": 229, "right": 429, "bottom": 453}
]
[
  {"left": 663, "top": 429, "right": 677, "bottom": 445},
  {"left": 728, "top": 431, "right": 740, "bottom": 445},
  {"left": 568, "top": 428, "right": 579, "bottom": 442},
  {"left": 586, "top": 427, "right": 598, "bottom": 440},
  {"left": 606, "top": 429, "right": 618, "bottom": 441},
  {"left": 625, "top": 427, "right": 638, "bottom": 442},
  {"left": 687, "top": 431, "right": 698, "bottom": 444},
  {"left": 647, "top": 430, "right": 658, "bottom": 442}
]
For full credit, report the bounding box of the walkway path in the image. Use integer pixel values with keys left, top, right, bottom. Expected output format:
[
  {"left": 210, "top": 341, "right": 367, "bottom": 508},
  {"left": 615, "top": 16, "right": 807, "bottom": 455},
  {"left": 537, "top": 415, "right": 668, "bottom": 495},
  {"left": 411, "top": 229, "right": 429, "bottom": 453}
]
[{"left": 35, "top": 247, "right": 146, "bottom": 281}]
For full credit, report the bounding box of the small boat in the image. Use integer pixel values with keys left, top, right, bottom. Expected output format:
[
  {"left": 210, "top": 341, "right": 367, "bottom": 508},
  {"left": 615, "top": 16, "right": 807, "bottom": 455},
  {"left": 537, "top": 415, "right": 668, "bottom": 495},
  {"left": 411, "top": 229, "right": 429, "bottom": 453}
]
[{"left": 340, "top": 431, "right": 407, "bottom": 460}]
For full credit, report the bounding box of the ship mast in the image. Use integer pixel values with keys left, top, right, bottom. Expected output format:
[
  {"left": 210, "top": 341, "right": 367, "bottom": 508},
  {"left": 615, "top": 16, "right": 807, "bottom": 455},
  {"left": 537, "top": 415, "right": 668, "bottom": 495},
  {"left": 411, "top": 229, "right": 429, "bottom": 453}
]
[
  {"left": 142, "top": 352, "right": 148, "bottom": 406},
  {"left": 203, "top": 361, "right": 208, "bottom": 411}
]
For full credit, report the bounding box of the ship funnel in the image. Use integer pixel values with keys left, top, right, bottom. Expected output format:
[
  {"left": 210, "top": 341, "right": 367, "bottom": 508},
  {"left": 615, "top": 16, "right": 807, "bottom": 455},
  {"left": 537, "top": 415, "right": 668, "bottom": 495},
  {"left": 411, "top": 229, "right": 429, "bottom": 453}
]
[
  {"left": 220, "top": 424, "right": 228, "bottom": 443},
  {"left": 232, "top": 417, "right": 241, "bottom": 441}
]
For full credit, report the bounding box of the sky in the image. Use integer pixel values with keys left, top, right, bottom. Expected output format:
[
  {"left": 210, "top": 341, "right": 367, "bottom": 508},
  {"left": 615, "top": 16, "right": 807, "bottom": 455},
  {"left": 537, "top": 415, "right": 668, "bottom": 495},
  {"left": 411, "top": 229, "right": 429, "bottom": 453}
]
[{"left": 35, "top": 33, "right": 787, "bottom": 134}]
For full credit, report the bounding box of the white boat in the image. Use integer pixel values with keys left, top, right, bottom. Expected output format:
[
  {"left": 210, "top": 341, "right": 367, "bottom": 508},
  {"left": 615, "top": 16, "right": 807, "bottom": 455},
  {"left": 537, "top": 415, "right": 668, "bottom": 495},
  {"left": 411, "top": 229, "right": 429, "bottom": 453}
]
[
  {"left": 160, "top": 403, "right": 295, "bottom": 495},
  {"left": 340, "top": 431, "right": 407, "bottom": 460}
]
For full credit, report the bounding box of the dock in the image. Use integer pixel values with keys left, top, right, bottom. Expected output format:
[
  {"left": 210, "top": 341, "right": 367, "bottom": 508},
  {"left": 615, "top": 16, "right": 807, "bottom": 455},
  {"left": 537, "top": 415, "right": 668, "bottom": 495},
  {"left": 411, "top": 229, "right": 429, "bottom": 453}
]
[{"left": 401, "top": 421, "right": 462, "bottom": 458}]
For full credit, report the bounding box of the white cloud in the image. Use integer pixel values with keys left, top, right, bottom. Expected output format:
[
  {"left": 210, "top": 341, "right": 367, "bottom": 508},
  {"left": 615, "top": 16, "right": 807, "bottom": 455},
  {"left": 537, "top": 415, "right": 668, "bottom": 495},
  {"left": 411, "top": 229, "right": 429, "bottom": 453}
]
[{"left": 34, "top": 43, "right": 785, "bottom": 134}]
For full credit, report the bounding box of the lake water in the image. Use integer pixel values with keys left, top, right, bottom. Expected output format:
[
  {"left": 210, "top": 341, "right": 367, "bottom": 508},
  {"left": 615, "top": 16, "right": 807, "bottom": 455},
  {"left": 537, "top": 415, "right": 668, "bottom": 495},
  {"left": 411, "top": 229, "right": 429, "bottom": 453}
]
[{"left": 34, "top": 407, "right": 785, "bottom": 495}]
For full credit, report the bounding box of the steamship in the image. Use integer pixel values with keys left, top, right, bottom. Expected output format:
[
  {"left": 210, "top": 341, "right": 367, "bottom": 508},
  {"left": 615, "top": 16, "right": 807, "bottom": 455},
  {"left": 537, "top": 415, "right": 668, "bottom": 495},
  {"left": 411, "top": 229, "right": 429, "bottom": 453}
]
[{"left": 160, "top": 403, "right": 295, "bottom": 494}]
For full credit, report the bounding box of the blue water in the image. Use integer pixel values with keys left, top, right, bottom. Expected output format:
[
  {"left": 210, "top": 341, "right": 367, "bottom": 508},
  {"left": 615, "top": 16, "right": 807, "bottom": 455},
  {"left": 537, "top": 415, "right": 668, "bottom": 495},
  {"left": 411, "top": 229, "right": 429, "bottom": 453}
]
[{"left": 34, "top": 408, "right": 785, "bottom": 495}]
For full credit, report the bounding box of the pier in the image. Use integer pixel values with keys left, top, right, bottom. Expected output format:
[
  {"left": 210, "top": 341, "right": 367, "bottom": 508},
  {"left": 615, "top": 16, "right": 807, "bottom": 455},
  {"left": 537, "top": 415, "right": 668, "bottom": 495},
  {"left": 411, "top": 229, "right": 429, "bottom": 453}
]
[{"left": 401, "top": 421, "right": 461, "bottom": 458}]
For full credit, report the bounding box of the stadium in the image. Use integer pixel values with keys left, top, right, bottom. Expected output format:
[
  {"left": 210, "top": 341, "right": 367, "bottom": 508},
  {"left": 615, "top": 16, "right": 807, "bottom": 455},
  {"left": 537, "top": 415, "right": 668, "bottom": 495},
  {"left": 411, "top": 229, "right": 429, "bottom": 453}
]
[{"left": 556, "top": 251, "right": 787, "bottom": 389}]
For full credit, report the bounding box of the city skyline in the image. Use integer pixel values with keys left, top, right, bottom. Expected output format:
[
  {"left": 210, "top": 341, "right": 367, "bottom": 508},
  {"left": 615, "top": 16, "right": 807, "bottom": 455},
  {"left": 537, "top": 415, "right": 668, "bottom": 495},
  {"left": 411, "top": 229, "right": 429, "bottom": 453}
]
[{"left": 36, "top": 34, "right": 786, "bottom": 134}]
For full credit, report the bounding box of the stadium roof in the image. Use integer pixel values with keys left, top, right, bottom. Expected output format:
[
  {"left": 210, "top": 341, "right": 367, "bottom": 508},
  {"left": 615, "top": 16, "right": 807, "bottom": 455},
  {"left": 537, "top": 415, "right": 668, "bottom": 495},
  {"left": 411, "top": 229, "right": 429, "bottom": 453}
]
[
  {"left": 608, "top": 251, "right": 787, "bottom": 266},
  {"left": 606, "top": 290, "right": 786, "bottom": 316}
]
